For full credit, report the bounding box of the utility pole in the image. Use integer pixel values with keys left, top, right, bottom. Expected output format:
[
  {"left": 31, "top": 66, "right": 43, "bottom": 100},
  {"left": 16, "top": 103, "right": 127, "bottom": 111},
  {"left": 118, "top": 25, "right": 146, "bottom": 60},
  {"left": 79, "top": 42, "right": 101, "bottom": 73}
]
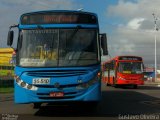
[{"left": 152, "top": 13, "right": 159, "bottom": 82}]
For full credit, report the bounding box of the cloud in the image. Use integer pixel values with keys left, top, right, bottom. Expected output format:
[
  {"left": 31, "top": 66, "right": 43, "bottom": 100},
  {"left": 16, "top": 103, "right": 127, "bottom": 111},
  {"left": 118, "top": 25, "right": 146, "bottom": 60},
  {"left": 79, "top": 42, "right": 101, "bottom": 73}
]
[
  {"left": 107, "top": 0, "right": 138, "bottom": 19},
  {"left": 107, "top": 0, "right": 160, "bottom": 20},
  {"left": 139, "top": 19, "right": 157, "bottom": 30},
  {"left": 0, "top": 0, "right": 80, "bottom": 47},
  {"left": 108, "top": 23, "right": 160, "bottom": 63},
  {"left": 106, "top": 0, "right": 160, "bottom": 65},
  {"left": 127, "top": 18, "right": 145, "bottom": 30}
]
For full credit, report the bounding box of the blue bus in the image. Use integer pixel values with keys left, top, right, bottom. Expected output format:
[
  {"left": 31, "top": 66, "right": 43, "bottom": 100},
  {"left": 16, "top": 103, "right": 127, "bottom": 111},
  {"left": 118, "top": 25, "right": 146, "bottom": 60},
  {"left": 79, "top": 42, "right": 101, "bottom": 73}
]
[{"left": 7, "top": 10, "right": 108, "bottom": 108}]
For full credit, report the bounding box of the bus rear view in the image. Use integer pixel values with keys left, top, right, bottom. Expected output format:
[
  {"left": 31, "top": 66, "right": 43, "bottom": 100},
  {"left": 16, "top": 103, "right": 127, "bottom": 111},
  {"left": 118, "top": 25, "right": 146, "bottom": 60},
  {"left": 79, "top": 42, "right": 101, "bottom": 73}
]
[{"left": 7, "top": 10, "right": 108, "bottom": 108}]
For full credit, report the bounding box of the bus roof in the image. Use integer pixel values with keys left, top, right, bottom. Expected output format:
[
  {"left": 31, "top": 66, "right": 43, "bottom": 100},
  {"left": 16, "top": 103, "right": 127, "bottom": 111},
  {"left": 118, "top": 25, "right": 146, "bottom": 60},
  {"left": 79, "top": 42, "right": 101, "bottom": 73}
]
[
  {"left": 21, "top": 10, "right": 97, "bottom": 17},
  {"left": 102, "top": 55, "right": 143, "bottom": 64},
  {"left": 19, "top": 10, "right": 99, "bottom": 28},
  {"left": 115, "top": 55, "right": 142, "bottom": 60}
]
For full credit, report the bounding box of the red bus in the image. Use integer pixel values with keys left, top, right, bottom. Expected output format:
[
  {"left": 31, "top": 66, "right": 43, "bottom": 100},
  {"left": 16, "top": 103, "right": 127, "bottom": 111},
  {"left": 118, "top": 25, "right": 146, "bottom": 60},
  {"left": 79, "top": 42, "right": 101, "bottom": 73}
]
[{"left": 102, "top": 56, "right": 144, "bottom": 88}]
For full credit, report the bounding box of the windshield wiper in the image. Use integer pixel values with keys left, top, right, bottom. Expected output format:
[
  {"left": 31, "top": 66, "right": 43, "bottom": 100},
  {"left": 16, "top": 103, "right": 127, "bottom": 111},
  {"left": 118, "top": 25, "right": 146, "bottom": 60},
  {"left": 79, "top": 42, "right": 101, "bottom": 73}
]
[{"left": 68, "top": 25, "right": 81, "bottom": 41}]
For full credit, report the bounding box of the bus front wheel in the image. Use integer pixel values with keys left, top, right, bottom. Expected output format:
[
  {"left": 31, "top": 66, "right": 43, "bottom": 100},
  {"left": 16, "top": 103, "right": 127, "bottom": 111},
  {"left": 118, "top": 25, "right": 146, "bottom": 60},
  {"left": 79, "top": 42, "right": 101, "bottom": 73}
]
[
  {"left": 86, "top": 102, "right": 98, "bottom": 112},
  {"left": 113, "top": 77, "right": 118, "bottom": 88},
  {"left": 106, "top": 82, "right": 110, "bottom": 86},
  {"left": 33, "top": 103, "right": 41, "bottom": 109},
  {"left": 133, "top": 85, "right": 137, "bottom": 89},
  {"left": 113, "top": 84, "right": 118, "bottom": 88}
]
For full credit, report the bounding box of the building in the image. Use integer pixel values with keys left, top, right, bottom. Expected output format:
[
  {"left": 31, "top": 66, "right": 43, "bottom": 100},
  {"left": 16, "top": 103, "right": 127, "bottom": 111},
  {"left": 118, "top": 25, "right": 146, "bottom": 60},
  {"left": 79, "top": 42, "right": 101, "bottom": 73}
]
[
  {"left": 144, "top": 67, "right": 160, "bottom": 82},
  {"left": 0, "top": 48, "right": 14, "bottom": 66},
  {"left": 0, "top": 48, "right": 15, "bottom": 78}
]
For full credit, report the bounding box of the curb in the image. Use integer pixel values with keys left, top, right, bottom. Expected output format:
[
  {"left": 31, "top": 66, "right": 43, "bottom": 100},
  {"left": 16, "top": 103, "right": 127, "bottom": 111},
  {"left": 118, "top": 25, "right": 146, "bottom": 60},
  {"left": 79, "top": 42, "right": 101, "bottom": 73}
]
[{"left": 144, "top": 82, "right": 160, "bottom": 87}]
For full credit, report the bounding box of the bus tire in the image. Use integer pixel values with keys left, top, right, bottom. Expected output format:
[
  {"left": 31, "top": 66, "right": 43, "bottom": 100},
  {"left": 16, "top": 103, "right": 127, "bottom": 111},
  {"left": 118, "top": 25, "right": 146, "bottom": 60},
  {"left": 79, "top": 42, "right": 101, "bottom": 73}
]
[
  {"left": 114, "top": 84, "right": 118, "bottom": 88},
  {"left": 81, "top": 102, "right": 98, "bottom": 112},
  {"left": 133, "top": 85, "right": 137, "bottom": 89},
  {"left": 33, "top": 103, "right": 41, "bottom": 109},
  {"left": 106, "top": 82, "right": 110, "bottom": 86},
  {"left": 113, "top": 77, "right": 118, "bottom": 88},
  {"left": 88, "top": 102, "right": 98, "bottom": 112}
]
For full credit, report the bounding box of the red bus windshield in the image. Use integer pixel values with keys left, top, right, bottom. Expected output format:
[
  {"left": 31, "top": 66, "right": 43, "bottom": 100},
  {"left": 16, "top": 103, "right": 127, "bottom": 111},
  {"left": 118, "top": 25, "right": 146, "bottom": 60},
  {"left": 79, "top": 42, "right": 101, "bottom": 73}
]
[{"left": 118, "top": 62, "right": 143, "bottom": 74}]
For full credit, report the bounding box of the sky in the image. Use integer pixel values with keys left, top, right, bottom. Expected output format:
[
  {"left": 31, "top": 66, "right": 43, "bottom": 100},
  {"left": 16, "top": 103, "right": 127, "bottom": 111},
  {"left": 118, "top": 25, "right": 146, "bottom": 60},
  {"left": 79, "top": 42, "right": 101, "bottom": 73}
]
[{"left": 0, "top": 0, "right": 160, "bottom": 67}]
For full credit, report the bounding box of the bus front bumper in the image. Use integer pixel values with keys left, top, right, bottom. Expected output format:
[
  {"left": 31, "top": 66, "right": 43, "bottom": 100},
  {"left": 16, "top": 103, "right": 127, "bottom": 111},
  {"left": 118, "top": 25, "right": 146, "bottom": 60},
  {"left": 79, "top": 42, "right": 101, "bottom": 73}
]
[
  {"left": 117, "top": 79, "right": 144, "bottom": 85},
  {"left": 14, "top": 83, "right": 101, "bottom": 104}
]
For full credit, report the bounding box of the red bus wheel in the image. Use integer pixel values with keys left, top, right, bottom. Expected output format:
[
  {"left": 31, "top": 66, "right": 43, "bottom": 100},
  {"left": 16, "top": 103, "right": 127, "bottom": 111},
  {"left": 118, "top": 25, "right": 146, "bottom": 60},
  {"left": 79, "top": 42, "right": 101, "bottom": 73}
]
[{"left": 133, "top": 85, "right": 137, "bottom": 89}]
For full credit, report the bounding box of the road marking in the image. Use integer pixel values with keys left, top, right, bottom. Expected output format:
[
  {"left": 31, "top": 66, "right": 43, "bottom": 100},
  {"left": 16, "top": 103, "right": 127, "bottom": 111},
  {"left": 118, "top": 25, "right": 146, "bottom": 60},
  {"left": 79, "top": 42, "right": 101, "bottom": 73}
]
[{"left": 141, "top": 100, "right": 160, "bottom": 107}]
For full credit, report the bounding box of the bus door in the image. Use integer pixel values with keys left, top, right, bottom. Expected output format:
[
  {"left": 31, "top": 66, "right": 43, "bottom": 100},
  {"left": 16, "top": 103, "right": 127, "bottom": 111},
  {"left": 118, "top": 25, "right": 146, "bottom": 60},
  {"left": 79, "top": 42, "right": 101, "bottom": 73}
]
[
  {"left": 104, "top": 62, "right": 110, "bottom": 84},
  {"left": 110, "top": 60, "right": 116, "bottom": 84},
  {"left": 114, "top": 61, "right": 118, "bottom": 83}
]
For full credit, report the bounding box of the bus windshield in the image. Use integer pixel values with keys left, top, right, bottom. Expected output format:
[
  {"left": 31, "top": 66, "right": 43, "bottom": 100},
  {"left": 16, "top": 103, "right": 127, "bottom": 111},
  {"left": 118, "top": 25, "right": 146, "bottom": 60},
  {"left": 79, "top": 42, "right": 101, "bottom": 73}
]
[
  {"left": 18, "top": 29, "right": 98, "bottom": 67},
  {"left": 118, "top": 62, "right": 143, "bottom": 74}
]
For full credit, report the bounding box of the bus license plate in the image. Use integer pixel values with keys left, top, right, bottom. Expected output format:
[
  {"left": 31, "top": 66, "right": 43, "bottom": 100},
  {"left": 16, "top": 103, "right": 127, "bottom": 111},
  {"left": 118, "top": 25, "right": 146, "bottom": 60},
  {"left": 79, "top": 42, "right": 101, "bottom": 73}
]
[
  {"left": 50, "top": 92, "right": 64, "bottom": 97},
  {"left": 32, "top": 78, "right": 50, "bottom": 84}
]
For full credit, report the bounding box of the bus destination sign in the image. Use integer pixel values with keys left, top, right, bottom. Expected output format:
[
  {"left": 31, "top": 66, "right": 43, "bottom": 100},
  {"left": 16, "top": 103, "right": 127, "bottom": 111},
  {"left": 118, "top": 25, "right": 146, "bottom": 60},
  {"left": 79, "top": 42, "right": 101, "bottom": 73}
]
[
  {"left": 119, "top": 56, "right": 142, "bottom": 61},
  {"left": 21, "top": 13, "right": 97, "bottom": 25}
]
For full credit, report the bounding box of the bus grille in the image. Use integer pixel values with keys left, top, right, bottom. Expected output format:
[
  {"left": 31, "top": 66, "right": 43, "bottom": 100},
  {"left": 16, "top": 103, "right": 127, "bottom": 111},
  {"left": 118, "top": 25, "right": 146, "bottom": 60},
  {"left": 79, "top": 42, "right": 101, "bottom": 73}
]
[
  {"left": 26, "top": 70, "right": 88, "bottom": 77},
  {"left": 34, "top": 84, "right": 78, "bottom": 89}
]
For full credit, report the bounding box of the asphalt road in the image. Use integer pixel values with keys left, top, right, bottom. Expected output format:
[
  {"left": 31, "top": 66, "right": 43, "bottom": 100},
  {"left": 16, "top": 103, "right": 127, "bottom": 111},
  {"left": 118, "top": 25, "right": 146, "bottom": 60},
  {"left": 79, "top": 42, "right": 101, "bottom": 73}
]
[{"left": 0, "top": 84, "right": 160, "bottom": 120}]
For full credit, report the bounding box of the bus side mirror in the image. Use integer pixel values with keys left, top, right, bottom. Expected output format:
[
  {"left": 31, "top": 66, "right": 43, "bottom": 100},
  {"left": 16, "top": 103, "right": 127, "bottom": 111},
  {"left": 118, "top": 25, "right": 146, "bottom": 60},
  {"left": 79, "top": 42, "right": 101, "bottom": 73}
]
[
  {"left": 100, "top": 33, "right": 108, "bottom": 55},
  {"left": 7, "top": 30, "right": 14, "bottom": 46}
]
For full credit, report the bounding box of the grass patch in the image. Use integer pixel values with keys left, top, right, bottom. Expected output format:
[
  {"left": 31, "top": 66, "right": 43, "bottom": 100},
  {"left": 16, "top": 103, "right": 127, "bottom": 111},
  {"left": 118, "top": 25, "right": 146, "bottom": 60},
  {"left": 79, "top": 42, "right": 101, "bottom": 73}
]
[
  {"left": 0, "top": 70, "right": 14, "bottom": 76},
  {"left": 0, "top": 87, "right": 14, "bottom": 93}
]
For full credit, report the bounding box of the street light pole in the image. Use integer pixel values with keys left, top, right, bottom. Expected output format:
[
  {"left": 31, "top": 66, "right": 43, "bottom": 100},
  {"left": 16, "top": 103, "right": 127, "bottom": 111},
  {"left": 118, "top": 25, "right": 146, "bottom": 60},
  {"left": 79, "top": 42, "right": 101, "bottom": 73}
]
[{"left": 152, "top": 13, "right": 159, "bottom": 82}]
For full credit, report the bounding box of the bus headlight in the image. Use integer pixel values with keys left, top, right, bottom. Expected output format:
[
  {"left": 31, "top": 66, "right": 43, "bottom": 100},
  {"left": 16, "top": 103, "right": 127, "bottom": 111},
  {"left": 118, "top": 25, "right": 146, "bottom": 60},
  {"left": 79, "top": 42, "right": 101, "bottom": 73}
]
[
  {"left": 20, "top": 82, "right": 26, "bottom": 87},
  {"left": 27, "top": 84, "right": 33, "bottom": 90},
  {"left": 118, "top": 76, "right": 126, "bottom": 80},
  {"left": 76, "top": 76, "right": 99, "bottom": 89},
  {"left": 16, "top": 77, "right": 21, "bottom": 83},
  {"left": 14, "top": 75, "right": 38, "bottom": 91}
]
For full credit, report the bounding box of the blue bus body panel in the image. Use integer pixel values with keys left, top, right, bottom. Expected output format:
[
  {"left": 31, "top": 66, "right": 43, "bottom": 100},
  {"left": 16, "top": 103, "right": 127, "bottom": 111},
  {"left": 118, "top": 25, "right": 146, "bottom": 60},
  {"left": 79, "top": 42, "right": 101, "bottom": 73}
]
[{"left": 14, "top": 66, "right": 101, "bottom": 103}]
